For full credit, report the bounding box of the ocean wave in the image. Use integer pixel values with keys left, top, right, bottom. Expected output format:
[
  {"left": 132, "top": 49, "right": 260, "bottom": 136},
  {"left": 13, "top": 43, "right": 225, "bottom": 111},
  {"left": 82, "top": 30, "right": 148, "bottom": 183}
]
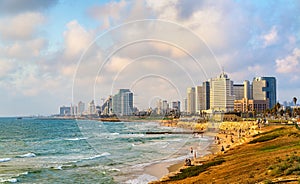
[
  {"left": 125, "top": 174, "right": 157, "bottom": 184},
  {"left": 0, "top": 178, "right": 18, "bottom": 183},
  {"left": 17, "top": 152, "right": 36, "bottom": 158},
  {"left": 64, "top": 137, "right": 88, "bottom": 141},
  {"left": 70, "top": 152, "right": 112, "bottom": 164},
  {"left": 108, "top": 168, "right": 120, "bottom": 172},
  {"left": 86, "top": 152, "right": 111, "bottom": 160},
  {"left": 0, "top": 158, "right": 11, "bottom": 162}
]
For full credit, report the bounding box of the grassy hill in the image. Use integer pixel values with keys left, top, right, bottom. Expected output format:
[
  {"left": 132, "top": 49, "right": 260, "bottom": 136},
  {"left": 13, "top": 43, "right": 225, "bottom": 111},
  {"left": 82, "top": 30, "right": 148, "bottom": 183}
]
[{"left": 156, "top": 125, "right": 300, "bottom": 184}]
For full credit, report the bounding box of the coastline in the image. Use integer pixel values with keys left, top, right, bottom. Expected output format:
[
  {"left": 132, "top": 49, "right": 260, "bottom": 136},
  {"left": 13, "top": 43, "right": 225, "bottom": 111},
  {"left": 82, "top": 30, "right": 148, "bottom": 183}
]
[
  {"left": 151, "top": 120, "right": 261, "bottom": 183},
  {"left": 151, "top": 124, "right": 300, "bottom": 183}
]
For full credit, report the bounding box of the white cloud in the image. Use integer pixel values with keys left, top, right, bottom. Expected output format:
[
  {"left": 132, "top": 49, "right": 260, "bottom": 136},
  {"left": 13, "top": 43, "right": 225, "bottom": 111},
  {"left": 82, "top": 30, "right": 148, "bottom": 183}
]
[
  {"left": 63, "top": 20, "right": 94, "bottom": 59},
  {"left": 262, "top": 26, "right": 278, "bottom": 47},
  {"left": 0, "top": 12, "right": 45, "bottom": 41},
  {"left": 88, "top": 0, "right": 127, "bottom": 29},
  {"left": 275, "top": 48, "right": 300, "bottom": 73},
  {"left": 146, "top": 0, "right": 178, "bottom": 20},
  {"left": 247, "top": 64, "right": 264, "bottom": 76},
  {"left": 4, "top": 38, "right": 47, "bottom": 59},
  {"left": 0, "top": 59, "right": 15, "bottom": 78},
  {"left": 105, "top": 56, "right": 132, "bottom": 73}
]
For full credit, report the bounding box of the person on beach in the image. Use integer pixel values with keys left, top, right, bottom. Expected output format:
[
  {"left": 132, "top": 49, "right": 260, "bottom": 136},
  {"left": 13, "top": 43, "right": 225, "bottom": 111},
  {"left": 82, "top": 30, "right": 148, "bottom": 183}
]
[
  {"left": 190, "top": 147, "right": 193, "bottom": 154},
  {"left": 193, "top": 150, "right": 197, "bottom": 160}
]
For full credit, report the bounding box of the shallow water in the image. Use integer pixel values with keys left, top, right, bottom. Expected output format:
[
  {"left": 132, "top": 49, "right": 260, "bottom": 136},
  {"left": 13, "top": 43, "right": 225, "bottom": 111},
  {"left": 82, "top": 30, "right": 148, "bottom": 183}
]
[{"left": 0, "top": 118, "right": 213, "bottom": 183}]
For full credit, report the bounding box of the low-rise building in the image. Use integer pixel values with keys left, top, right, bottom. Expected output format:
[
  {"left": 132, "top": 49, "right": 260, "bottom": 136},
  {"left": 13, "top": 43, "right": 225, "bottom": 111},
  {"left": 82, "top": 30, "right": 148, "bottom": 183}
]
[{"left": 234, "top": 98, "right": 269, "bottom": 113}]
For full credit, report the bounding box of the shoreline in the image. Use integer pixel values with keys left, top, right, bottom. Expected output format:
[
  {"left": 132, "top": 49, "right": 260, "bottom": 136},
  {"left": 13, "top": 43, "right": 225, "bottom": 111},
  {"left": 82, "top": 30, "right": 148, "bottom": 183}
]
[
  {"left": 152, "top": 121, "right": 260, "bottom": 183},
  {"left": 144, "top": 131, "right": 218, "bottom": 183}
]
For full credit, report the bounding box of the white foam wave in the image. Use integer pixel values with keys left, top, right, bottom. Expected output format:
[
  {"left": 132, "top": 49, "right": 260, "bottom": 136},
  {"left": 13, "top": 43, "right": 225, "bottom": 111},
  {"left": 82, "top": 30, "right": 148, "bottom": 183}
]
[
  {"left": 71, "top": 152, "right": 111, "bottom": 163},
  {"left": 18, "top": 153, "right": 36, "bottom": 158},
  {"left": 55, "top": 165, "right": 63, "bottom": 170},
  {"left": 88, "top": 152, "right": 111, "bottom": 160},
  {"left": 0, "top": 178, "right": 18, "bottom": 183},
  {"left": 0, "top": 158, "right": 11, "bottom": 162},
  {"left": 108, "top": 168, "right": 120, "bottom": 172},
  {"left": 65, "top": 137, "right": 87, "bottom": 141},
  {"left": 125, "top": 174, "right": 157, "bottom": 184}
]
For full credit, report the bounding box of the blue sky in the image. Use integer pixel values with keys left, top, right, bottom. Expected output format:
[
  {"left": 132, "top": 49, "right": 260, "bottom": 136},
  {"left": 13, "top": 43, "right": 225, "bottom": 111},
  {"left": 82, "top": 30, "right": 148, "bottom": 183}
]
[{"left": 0, "top": 0, "right": 299, "bottom": 116}]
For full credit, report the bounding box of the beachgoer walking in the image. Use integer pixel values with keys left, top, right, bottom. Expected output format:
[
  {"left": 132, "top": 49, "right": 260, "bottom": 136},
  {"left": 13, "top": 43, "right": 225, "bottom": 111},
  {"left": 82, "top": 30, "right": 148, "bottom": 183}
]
[{"left": 221, "top": 145, "right": 225, "bottom": 152}]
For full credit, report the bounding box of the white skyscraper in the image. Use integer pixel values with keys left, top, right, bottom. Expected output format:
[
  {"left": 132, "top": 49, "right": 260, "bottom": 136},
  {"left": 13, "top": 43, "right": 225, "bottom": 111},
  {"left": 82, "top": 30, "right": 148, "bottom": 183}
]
[
  {"left": 77, "top": 101, "right": 85, "bottom": 115},
  {"left": 187, "top": 87, "right": 196, "bottom": 114},
  {"left": 162, "top": 100, "right": 169, "bottom": 114},
  {"left": 156, "top": 99, "right": 162, "bottom": 115},
  {"left": 195, "top": 86, "right": 203, "bottom": 114},
  {"left": 210, "top": 72, "right": 235, "bottom": 112},
  {"left": 121, "top": 91, "right": 133, "bottom": 116},
  {"left": 88, "top": 100, "right": 96, "bottom": 115},
  {"left": 243, "top": 80, "right": 251, "bottom": 99}
]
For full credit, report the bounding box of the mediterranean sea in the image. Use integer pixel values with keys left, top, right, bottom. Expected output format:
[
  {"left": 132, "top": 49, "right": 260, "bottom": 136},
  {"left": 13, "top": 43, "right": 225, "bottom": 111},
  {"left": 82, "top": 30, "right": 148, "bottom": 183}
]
[{"left": 0, "top": 118, "right": 213, "bottom": 183}]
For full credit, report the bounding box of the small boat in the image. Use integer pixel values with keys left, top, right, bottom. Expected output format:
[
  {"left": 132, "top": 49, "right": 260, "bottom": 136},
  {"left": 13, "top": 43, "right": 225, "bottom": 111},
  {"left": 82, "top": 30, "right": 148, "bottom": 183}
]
[{"left": 17, "top": 117, "right": 22, "bottom": 119}]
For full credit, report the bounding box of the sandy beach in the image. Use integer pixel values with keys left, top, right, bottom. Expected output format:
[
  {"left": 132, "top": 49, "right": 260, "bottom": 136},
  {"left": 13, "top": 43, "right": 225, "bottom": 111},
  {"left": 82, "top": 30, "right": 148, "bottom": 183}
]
[{"left": 150, "top": 120, "right": 261, "bottom": 183}]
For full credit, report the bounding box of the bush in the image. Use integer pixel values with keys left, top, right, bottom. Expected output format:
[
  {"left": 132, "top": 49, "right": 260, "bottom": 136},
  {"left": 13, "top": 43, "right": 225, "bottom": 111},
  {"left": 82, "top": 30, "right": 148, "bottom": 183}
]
[
  {"left": 249, "top": 134, "right": 280, "bottom": 144},
  {"left": 168, "top": 159, "right": 225, "bottom": 181}
]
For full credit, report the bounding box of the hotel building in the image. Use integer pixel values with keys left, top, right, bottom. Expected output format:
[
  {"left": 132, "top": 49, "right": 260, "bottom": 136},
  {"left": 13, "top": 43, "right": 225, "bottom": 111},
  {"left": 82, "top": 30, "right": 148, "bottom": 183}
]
[{"left": 210, "top": 72, "right": 235, "bottom": 112}]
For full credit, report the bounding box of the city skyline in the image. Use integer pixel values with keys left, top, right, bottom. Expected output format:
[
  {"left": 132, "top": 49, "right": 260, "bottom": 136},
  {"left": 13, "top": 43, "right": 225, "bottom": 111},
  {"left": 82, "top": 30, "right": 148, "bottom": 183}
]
[
  {"left": 1, "top": 1, "right": 300, "bottom": 116},
  {"left": 60, "top": 73, "right": 279, "bottom": 116}
]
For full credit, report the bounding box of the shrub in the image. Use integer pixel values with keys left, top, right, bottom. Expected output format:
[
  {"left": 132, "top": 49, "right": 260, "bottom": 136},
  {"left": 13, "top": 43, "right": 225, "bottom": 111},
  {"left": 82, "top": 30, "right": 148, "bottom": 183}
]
[{"left": 168, "top": 159, "right": 225, "bottom": 181}]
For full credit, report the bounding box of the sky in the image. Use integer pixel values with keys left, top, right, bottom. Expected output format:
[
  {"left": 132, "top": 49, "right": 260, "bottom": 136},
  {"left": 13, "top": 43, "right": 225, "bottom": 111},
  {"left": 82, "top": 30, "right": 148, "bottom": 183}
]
[{"left": 0, "top": 0, "right": 300, "bottom": 116}]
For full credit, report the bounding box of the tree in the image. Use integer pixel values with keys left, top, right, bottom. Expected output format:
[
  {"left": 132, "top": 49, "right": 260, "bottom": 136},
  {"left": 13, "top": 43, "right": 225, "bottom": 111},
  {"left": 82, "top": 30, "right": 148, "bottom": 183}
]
[
  {"left": 275, "top": 102, "right": 281, "bottom": 112},
  {"left": 293, "top": 97, "right": 297, "bottom": 106},
  {"left": 293, "top": 97, "right": 298, "bottom": 118}
]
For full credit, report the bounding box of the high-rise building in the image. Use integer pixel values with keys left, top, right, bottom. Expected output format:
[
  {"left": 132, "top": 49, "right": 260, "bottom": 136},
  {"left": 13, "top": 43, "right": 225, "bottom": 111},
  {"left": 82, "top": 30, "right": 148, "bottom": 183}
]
[
  {"left": 187, "top": 87, "right": 196, "bottom": 114},
  {"left": 156, "top": 99, "right": 162, "bottom": 115},
  {"left": 88, "top": 100, "right": 96, "bottom": 115},
  {"left": 77, "top": 101, "right": 85, "bottom": 115},
  {"left": 202, "top": 81, "right": 210, "bottom": 110},
  {"left": 59, "top": 106, "right": 71, "bottom": 116},
  {"left": 112, "top": 89, "right": 133, "bottom": 116},
  {"left": 121, "top": 91, "right": 133, "bottom": 116},
  {"left": 172, "top": 101, "right": 181, "bottom": 111},
  {"left": 162, "top": 100, "right": 169, "bottom": 114},
  {"left": 183, "top": 98, "right": 187, "bottom": 113},
  {"left": 210, "top": 72, "right": 235, "bottom": 112},
  {"left": 243, "top": 80, "right": 251, "bottom": 99},
  {"left": 71, "top": 104, "right": 77, "bottom": 116},
  {"left": 101, "top": 96, "right": 112, "bottom": 115},
  {"left": 195, "top": 81, "right": 210, "bottom": 114},
  {"left": 195, "top": 85, "right": 203, "bottom": 114},
  {"left": 233, "top": 84, "right": 244, "bottom": 100},
  {"left": 252, "top": 77, "right": 276, "bottom": 109}
]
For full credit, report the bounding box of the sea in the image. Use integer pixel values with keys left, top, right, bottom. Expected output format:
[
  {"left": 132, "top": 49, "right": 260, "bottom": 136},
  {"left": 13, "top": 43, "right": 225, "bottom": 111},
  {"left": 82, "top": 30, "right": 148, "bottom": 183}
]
[{"left": 0, "top": 118, "right": 214, "bottom": 184}]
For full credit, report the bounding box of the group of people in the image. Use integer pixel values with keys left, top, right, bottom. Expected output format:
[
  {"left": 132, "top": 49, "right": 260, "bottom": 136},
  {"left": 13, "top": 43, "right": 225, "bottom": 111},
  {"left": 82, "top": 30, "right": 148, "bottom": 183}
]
[{"left": 184, "top": 147, "right": 197, "bottom": 166}]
